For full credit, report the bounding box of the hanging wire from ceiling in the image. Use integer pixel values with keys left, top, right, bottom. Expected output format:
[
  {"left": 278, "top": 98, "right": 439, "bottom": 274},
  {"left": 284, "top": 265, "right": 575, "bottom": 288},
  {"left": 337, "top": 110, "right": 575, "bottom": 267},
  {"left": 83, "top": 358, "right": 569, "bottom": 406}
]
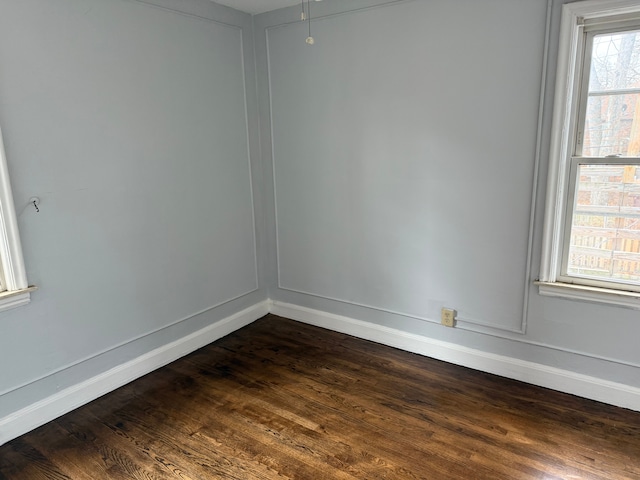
[
  {"left": 305, "top": 0, "right": 314, "bottom": 44},
  {"left": 305, "top": 0, "right": 316, "bottom": 45},
  {"left": 301, "top": 0, "right": 322, "bottom": 45}
]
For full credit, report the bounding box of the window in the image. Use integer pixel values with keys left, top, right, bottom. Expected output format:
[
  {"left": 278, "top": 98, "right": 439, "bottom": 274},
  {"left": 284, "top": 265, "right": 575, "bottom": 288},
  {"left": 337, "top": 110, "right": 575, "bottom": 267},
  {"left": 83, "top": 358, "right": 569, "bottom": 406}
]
[
  {"left": 0, "top": 126, "right": 33, "bottom": 311},
  {"left": 539, "top": 0, "right": 640, "bottom": 307}
]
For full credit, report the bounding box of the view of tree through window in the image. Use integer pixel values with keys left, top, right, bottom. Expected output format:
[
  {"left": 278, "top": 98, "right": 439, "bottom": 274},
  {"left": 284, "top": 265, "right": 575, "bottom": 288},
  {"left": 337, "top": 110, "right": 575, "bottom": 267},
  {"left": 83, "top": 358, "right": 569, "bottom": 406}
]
[
  {"left": 567, "top": 30, "right": 640, "bottom": 285},
  {"left": 582, "top": 30, "right": 640, "bottom": 157}
]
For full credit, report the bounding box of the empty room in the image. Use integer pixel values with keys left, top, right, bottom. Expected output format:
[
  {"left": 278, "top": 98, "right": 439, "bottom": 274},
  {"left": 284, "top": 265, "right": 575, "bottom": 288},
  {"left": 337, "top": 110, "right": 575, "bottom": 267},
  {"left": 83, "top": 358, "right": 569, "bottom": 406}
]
[{"left": 0, "top": 0, "right": 639, "bottom": 478}]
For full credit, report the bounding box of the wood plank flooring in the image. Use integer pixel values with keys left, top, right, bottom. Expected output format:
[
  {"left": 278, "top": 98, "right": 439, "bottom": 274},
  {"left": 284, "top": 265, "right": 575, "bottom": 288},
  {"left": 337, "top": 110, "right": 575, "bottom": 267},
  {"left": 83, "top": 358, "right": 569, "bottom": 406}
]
[{"left": 1, "top": 314, "right": 639, "bottom": 479}]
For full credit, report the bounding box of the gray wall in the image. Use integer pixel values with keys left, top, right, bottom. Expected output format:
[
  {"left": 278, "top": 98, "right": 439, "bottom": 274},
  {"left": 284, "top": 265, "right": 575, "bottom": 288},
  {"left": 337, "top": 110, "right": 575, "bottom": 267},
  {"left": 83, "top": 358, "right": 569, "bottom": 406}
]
[
  {"left": 2, "top": 0, "right": 639, "bottom": 423},
  {"left": 0, "top": 0, "right": 265, "bottom": 416},
  {"left": 255, "top": 0, "right": 640, "bottom": 387}
]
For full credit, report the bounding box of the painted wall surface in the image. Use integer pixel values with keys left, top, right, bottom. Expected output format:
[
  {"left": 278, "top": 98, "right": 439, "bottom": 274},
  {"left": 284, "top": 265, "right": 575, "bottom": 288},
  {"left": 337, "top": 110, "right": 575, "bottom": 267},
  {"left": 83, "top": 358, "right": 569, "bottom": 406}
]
[
  {"left": 2, "top": 0, "right": 639, "bottom": 431},
  {"left": 256, "top": 0, "right": 640, "bottom": 387},
  {"left": 0, "top": 0, "right": 264, "bottom": 416}
]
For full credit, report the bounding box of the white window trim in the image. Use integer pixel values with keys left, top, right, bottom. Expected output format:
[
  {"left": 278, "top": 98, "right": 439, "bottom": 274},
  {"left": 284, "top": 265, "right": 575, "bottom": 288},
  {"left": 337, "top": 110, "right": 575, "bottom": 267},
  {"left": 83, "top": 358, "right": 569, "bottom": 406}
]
[
  {"left": 539, "top": 0, "right": 640, "bottom": 308},
  {"left": 0, "top": 126, "right": 34, "bottom": 311}
]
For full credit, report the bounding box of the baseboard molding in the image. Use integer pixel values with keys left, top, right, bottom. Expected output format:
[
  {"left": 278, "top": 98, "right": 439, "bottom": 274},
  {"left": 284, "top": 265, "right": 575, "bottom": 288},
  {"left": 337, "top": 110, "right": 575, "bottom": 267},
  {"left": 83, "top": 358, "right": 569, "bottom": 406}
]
[
  {"left": 4, "top": 298, "right": 638, "bottom": 447},
  {"left": 271, "top": 301, "right": 640, "bottom": 412},
  {"left": 0, "top": 300, "right": 270, "bottom": 446}
]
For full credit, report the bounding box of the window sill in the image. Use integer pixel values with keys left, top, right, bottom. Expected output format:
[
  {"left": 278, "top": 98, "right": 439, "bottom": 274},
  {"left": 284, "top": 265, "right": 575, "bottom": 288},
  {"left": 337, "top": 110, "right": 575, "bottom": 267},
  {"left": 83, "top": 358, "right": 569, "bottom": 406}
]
[
  {"left": 0, "top": 285, "right": 37, "bottom": 313},
  {"left": 535, "top": 281, "right": 640, "bottom": 309}
]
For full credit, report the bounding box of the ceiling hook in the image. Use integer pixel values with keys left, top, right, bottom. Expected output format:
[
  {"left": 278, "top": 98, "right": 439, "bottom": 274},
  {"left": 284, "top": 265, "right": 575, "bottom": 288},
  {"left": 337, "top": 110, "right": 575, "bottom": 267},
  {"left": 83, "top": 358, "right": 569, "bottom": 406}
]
[{"left": 29, "top": 196, "right": 40, "bottom": 213}]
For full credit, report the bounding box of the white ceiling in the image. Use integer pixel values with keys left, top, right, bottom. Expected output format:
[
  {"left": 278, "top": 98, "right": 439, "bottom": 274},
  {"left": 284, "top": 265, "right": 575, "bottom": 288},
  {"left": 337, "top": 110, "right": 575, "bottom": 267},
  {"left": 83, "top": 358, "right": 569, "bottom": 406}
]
[{"left": 213, "top": 0, "right": 319, "bottom": 15}]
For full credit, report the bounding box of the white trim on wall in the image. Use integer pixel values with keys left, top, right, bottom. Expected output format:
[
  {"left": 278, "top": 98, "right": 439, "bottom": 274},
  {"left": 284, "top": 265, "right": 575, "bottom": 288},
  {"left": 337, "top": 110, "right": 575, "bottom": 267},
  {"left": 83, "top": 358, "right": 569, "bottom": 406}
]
[
  {"left": 2, "top": 298, "right": 639, "bottom": 447},
  {"left": 266, "top": 0, "right": 554, "bottom": 337},
  {"left": 0, "top": 288, "right": 263, "bottom": 398},
  {"left": 271, "top": 301, "right": 640, "bottom": 412},
  {"left": 0, "top": 300, "right": 270, "bottom": 447}
]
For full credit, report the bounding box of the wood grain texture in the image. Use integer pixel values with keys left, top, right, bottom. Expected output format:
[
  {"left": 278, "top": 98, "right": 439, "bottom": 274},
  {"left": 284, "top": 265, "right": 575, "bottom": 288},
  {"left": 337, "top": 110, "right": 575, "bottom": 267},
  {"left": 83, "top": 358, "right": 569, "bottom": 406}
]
[{"left": 1, "top": 314, "right": 639, "bottom": 479}]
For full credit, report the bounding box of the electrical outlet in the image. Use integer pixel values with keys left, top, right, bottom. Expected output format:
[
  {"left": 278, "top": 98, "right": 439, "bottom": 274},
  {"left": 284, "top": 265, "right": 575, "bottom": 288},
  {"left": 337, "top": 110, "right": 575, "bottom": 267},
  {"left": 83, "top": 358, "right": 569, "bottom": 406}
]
[{"left": 441, "top": 308, "right": 456, "bottom": 327}]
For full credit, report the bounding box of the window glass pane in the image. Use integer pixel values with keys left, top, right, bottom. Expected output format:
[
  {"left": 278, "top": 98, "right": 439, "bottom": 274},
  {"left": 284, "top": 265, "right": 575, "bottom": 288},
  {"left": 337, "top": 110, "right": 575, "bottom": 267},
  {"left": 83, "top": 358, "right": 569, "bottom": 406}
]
[
  {"left": 588, "top": 31, "right": 640, "bottom": 92},
  {"left": 582, "top": 31, "right": 640, "bottom": 156},
  {"left": 567, "top": 164, "right": 640, "bottom": 282},
  {"left": 583, "top": 93, "right": 640, "bottom": 156}
]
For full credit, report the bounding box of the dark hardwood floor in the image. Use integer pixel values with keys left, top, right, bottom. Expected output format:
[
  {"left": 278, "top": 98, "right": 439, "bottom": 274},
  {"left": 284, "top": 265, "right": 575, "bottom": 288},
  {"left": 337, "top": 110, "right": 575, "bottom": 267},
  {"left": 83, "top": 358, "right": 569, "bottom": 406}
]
[{"left": 1, "top": 314, "right": 639, "bottom": 479}]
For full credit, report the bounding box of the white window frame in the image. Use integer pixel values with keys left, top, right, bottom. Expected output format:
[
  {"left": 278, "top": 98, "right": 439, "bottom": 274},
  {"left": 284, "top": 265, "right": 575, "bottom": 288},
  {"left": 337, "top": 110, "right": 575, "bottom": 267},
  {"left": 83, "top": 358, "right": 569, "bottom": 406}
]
[
  {"left": 0, "top": 126, "right": 34, "bottom": 311},
  {"left": 538, "top": 0, "right": 640, "bottom": 308}
]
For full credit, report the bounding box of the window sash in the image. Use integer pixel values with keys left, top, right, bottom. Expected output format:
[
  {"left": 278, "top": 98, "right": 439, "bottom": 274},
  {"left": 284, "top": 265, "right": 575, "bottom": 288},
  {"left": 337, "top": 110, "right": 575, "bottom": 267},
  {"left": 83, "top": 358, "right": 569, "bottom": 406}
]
[
  {"left": 549, "top": 7, "right": 640, "bottom": 292},
  {"left": 583, "top": 12, "right": 640, "bottom": 32},
  {"left": 574, "top": 30, "right": 594, "bottom": 157},
  {"left": 573, "top": 27, "right": 640, "bottom": 157},
  {"left": 559, "top": 157, "right": 640, "bottom": 292}
]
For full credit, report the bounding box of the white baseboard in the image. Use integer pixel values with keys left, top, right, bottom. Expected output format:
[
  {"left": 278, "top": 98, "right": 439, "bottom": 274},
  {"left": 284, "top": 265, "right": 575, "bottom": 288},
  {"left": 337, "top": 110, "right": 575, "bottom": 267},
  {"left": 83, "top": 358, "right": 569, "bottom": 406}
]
[
  {"left": 3, "top": 298, "right": 638, "bottom": 447},
  {"left": 271, "top": 301, "right": 640, "bottom": 412},
  {"left": 0, "top": 300, "right": 270, "bottom": 446}
]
